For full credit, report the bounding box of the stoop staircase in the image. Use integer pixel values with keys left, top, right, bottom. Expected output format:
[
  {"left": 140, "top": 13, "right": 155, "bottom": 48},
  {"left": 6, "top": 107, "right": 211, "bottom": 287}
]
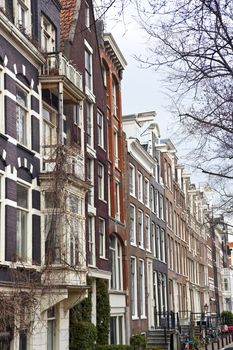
[{"left": 147, "top": 329, "right": 171, "bottom": 350}]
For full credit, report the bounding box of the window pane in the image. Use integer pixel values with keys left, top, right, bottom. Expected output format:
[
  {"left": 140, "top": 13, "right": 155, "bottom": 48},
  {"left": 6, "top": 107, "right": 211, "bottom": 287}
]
[{"left": 17, "top": 184, "right": 28, "bottom": 208}]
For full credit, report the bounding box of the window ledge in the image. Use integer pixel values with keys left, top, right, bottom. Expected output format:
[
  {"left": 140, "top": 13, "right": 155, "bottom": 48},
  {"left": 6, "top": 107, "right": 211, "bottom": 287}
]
[
  {"left": 130, "top": 242, "right": 137, "bottom": 247},
  {"left": 0, "top": 133, "right": 8, "bottom": 141},
  {"left": 132, "top": 316, "right": 139, "bottom": 320},
  {"left": 17, "top": 142, "right": 35, "bottom": 156}
]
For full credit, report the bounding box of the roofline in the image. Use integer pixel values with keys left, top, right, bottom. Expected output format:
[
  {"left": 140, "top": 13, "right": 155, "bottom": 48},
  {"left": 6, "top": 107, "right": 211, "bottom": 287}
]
[{"left": 103, "top": 33, "right": 127, "bottom": 68}]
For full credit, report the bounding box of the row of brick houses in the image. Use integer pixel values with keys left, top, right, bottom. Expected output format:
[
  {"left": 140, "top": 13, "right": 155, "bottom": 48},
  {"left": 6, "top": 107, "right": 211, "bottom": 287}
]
[{"left": 0, "top": 0, "right": 231, "bottom": 349}]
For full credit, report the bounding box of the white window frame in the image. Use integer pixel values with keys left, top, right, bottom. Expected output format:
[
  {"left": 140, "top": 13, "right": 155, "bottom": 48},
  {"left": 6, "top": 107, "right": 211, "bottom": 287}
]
[
  {"left": 85, "top": 42, "right": 93, "bottom": 92},
  {"left": 15, "top": 0, "right": 31, "bottom": 35},
  {"left": 68, "top": 192, "right": 84, "bottom": 267},
  {"left": 16, "top": 182, "right": 30, "bottom": 262},
  {"left": 156, "top": 225, "right": 161, "bottom": 260},
  {"left": 144, "top": 178, "right": 149, "bottom": 206},
  {"left": 138, "top": 172, "right": 143, "bottom": 202},
  {"left": 129, "top": 164, "right": 135, "bottom": 196},
  {"left": 139, "top": 259, "right": 146, "bottom": 318},
  {"left": 112, "top": 78, "right": 117, "bottom": 116},
  {"left": 99, "top": 218, "right": 105, "bottom": 258},
  {"left": 131, "top": 257, "right": 138, "bottom": 319},
  {"left": 160, "top": 229, "right": 166, "bottom": 263},
  {"left": 42, "top": 104, "right": 57, "bottom": 160},
  {"left": 85, "top": 1, "right": 90, "bottom": 28},
  {"left": 145, "top": 215, "right": 151, "bottom": 251},
  {"left": 88, "top": 216, "right": 96, "bottom": 266},
  {"left": 73, "top": 102, "right": 81, "bottom": 126},
  {"left": 138, "top": 209, "right": 144, "bottom": 248},
  {"left": 114, "top": 128, "right": 119, "bottom": 167},
  {"left": 98, "top": 162, "right": 105, "bottom": 200},
  {"left": 86, "top": 101, "right": 93, "bottom": 148},
  {"left": 115, "top": 181, "right": 120, "bottom": 220},
  {"left": 47, "top": 306, "right": 56, "bottom": 350},
  {"left": 41, "top": 14, "right": 56, "bottom": 52},
  {"left": 87, "top": 158, "right": 94, "bottom": 207},
  {"left": 110, "top": 235, "right": 123, "bottom": 291},
  {"left": 16, "top": 84, "right": 29, "bottom": 147},
  {"left": 110, "top": 315, "right": 124, "bottom": 345},
  {"left": 97, "top": 110, "right": 104, "bottom": 148},
  {"left": 130, "top": 204, "right": 136, "bottom": 245},
  {"left": 151, "top": 222, "right": 156, "bottom": 258}
]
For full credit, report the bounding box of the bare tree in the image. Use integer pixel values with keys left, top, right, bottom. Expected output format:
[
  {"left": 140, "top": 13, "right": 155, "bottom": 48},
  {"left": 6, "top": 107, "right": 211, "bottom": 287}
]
[{"left": 132, "top": 0, "right": 233, "bottom": 213}]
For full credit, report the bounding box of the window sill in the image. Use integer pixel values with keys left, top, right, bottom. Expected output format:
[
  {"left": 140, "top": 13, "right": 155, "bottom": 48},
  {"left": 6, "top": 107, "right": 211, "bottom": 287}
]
[
  {"left": 17, "top": 142, "right": 35, "bottom": 156},
  {"left": 130, "top": 242, "right": 137, "bottom": 247},
  {"left": 132, "top": 316, "right": 139, "bottom": 320},
  {"left": 99, "top": 256, "right": 108, "bottom": 261}
]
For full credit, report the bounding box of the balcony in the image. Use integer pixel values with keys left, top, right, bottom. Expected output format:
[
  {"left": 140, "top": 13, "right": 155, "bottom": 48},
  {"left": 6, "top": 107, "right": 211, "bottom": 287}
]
[{"left": 40, "top": 52, "right": 83, "bottom": 95}]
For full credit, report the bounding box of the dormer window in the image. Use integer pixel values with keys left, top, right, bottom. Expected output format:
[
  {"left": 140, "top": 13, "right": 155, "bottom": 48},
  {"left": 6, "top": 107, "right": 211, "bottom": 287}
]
[{"left": 41, "top": 15, "right": 56, "bottom": 53}]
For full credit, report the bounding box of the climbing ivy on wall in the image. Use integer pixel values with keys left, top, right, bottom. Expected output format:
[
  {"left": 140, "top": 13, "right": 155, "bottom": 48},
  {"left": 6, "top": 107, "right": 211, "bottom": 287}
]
[{"left": 96, "top": 278, "right": 110, "bottom": 345}]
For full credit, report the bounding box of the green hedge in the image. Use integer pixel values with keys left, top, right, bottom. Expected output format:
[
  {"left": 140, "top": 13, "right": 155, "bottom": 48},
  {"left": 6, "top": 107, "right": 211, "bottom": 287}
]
[
  {"left": 96, "top": 345, "right": 131, "bottom": 350},
  {"left": 69, "top": 321, "right": 97, "bottom": 350}
]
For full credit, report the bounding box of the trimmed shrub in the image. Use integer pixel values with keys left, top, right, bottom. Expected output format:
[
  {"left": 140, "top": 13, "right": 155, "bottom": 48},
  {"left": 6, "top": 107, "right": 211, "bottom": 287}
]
[
  {"left": 96, "top": 279, "right": 110, "bottom": 344},
  {"left": 221, "top": 311, "right": 233, "bottom": 325},
  {"left": 130, "top": 334, "right": 146, "bottom": 347},
  {"left": 96, "top": 345, "right": 131, "bottom": 350},
  {"left": 69, "top": 321, "right": 97, "bottom": 350}
]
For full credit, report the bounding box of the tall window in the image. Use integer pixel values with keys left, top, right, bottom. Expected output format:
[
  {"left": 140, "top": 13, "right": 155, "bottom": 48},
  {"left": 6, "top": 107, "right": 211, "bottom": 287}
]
[
  {"left": 115, "top": 182, "right": 120, "bottom": 220},
  {"left": 17, "top": 0, "right": 31, "bottom": 33},
  {"left": 159, "top": 194, "right": 164, "bottom": 220},
  {"left": 114, "top": 129, "right": 119, "bottom": 166},
  {"left": 110, "top": 316, "right": 123, "bottom": 345},
  {"left": 41, "top": 15, "right": 56, "bottom": 52},
  {"left": 130, "top": 204, "right": 136, "bottom": 244},
  {"left": 138, "top": 209, "right": 143, "bottom": 248},
  {"left": 131, "top": 257, "right": 138, "bottom": 318},
  {"left": 160, "top": 229, "right": 165, "bottom": 262},
  {"left": 110, "top": 235, "right": 122, "bottom": 290},
  {"left": 86, "top": 102, "right": 93, "bottom": 146},
  {"left": 99, "top": 218, "right": 105, "bottom": 258},
  {"left": 88, "top": 216, "right": 95, "bottom": 266},
  {"left": 47, "top": 307, "right": 56, "bottom": 350},
  {"left": 16, "top": 85, "right": 28, "bottom": 146},
  {"left": 112, "top": 79, "right": 117, "bottom": 116},
  {"left": 145, "top": 215, "right": 151, "bottom": 251},
  {"left": 139, "top": 260, "right": 145, "bottom": 317},
  {"left": 73, "top": 103, "right": 81, "bottom": 126},
  {"left": 85, "top": 1, "right": 90, "bottom": 28},
  {"left": 42, "top": 106, "right": 57, "bottom": 157},
  {"left": 85, "top": 48, "right": 92, "bottom": 91},
  {"left": 97, "top": 110, "right": 104, "bottom": 148},
  {"left": 68, "top": 193, "right": 83, "bottom": 266},
  {"left": 138, "top": 172, "right": 143, "bottom": 201},
  {"left": 87, "top": 158, "right": 94, "bottom": 206},
  {"left": 156, "top": 225, "right": 161, "bottom": 260},
  {"left": 144, "top": 179, "right": 149, "bottom": 206},
  {"left": 17, "top": 183, "right": 29, "bottom": 261},
  {"left": 129, "top": 164, "right": 135, "bottom": 195},
  {"left": 98, "top": 163, "right": 104, "bottom": 200},
  {"left": 152, "top": 222, "right": 156, "bottom": 257}
]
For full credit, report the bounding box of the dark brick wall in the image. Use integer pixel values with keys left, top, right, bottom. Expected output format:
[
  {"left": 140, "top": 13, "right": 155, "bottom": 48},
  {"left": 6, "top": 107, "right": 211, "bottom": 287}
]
[
  {"left": 5, "top": 96, "right": 16, "bottom": 139},
  {"left": 5, "top": 205, "right": 17, "bottom": 261},
  {"left": 31, "top": 116, "right": 40, "bottom": 153},
  {"left": 5, "top": 178, "right": 16, "bottom": 201},
  {"left": 32, "top": 215, "right": 41, "bottom": 264},
  {"left": 65, "top": 0, "right": 109, "bottom": 272}
]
